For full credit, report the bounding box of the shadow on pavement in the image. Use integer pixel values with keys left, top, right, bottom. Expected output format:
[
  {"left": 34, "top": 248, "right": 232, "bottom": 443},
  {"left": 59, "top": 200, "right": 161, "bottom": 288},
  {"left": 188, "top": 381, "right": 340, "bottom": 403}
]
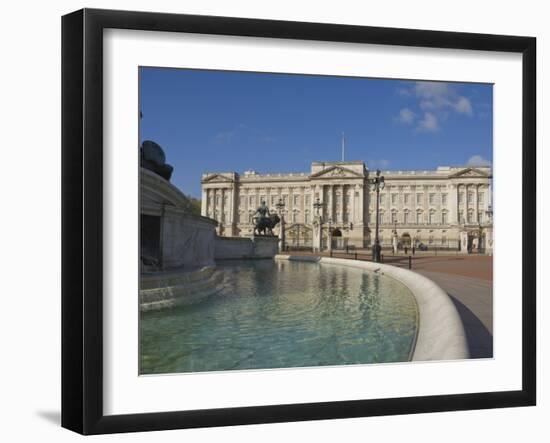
[
  {"left": 36, "top": 410, "right": 60, "bottom": 426},
  {"left": 448, "top": 294, "right": 493, "bottom": 359}
]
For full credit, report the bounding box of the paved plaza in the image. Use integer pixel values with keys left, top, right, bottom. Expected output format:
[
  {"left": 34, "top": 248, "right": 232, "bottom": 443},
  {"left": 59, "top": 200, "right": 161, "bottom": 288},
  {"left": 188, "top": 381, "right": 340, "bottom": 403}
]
[{"left": 287, "top": 251, "right": 493, "bottom": 359}]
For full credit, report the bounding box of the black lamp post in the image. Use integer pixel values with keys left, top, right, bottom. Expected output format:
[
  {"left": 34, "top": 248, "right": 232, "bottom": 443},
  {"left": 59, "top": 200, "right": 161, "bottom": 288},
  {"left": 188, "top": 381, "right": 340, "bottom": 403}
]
[{"left": 368, "top": 169, "right": 385, "bottom": 262}]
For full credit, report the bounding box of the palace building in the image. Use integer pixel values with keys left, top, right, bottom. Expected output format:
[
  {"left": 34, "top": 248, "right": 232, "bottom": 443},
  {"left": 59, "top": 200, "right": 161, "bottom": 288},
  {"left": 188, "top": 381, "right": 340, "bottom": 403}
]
[{"left": 201, "top": 161, "right": 493, "bottom": 253}]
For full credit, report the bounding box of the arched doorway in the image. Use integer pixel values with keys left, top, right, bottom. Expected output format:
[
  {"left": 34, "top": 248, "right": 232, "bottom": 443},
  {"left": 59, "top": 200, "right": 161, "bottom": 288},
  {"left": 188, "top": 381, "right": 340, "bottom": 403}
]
[
  {"left": 331, "top": 228, "right": 344, "bottom": 250},
  {"left": 401, "top": 232, "right": 412, "bottom": 247}
]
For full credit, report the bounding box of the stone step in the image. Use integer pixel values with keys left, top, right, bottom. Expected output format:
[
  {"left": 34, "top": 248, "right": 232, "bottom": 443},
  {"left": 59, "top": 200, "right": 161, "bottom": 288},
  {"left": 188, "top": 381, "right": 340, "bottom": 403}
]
[{"left": 140, "top": 268, "right": 224, "bottom": 312}]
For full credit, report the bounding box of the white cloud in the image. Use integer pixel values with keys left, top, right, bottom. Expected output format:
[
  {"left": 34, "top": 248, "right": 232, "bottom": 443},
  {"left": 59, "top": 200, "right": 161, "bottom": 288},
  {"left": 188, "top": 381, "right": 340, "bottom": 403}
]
[
  {"left": 396, "top": 108, "right": 416, "bottom": 124},
  {"left": 415, "top": 81, "right": 473, "bottom": 116},
  {"left": 467, "top": 154, "right": 492, "bottom": 166},
  {"left": 454, "top": 96, "right": 473, "bottom": 115},
  {"left": 417, "top": 112, "right": 439, "bottom": 132},
  {"left": 397, "top": 81, "right": 474, "bottom": 132}
]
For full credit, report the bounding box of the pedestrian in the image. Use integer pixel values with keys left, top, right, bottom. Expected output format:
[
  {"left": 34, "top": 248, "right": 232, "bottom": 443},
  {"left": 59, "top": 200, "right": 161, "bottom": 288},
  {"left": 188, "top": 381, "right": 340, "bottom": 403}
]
[
  {"left": 404, "top": 246, "right": 408, "bottom": 255},
  {"left": 412, "top": 245, "right": 415, "bottom": 255}
]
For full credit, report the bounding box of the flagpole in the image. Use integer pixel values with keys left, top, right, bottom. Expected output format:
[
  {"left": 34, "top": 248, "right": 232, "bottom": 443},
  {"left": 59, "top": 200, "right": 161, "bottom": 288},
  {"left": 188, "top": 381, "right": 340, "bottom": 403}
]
[{"left": 341, "top": 132, "right": 345, "bottom": 162}]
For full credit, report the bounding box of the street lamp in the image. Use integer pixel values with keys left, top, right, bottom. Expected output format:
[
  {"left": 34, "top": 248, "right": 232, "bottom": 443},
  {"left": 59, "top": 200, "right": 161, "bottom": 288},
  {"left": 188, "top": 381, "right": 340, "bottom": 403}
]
[
  {"left": 275, "top": 198, "right": 286, "bottom": 252},
  {"left": 368, "top": 169, "right": 385, "bottom": 262}
]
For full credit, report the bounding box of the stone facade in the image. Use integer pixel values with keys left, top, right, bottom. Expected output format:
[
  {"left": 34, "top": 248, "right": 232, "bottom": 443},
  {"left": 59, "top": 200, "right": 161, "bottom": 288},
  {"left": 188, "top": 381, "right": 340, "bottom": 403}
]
[{"left": 201, "top": 161, "right": 493, "bottom": 253}]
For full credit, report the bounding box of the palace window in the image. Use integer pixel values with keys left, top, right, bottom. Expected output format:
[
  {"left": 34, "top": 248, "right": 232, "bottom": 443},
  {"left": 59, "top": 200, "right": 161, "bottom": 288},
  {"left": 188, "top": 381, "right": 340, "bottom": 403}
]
[
  {"left": 467, "top": 210, "right": 474, "bottom": 223},
  {"left": 292, "top": 211, "right": 298, "bottom": 223},
  {"left": 404, "top": 193, "right": 410, "bottom": 205},
  {"left": 416, "top": 193, "right": 423, "bottom": 205},
  {"left": 271, "top": 195, "right": 277, "bottom": 206},
  {"left": 293, "top": 195, "right": 300, "bottom": 206},
  {"left": 216, "top": 195, "right": 221, "bottom": 206},
  {"left": 441, "top": 211, "right": 448, "bottom": 224},
  {"left": 249, "top": 196, "right": 255, "bottom": 206},
  {"left": 239, "top": 196, "right": 244, "bottom": 206},
  {"left": 391, "top": 193, "right": 397, "bottom": 205},
  {"left": 416, "top": 211, "right": 423, "bottom": 224},
  {"left": 380, "top": 194, "right": 386, "bottom": 205},
  {"left": 305, "top": 195, "right": 311, "bottom": 205},
  {"left": 468, "top": 192, "right": 474, "bottom": 204},
  {"left": 479, "top": 192, "right": 485, "bottom": 204},
  {"left": 403, "top": 211, "right": 409, "bottom": 224},
  {"left": 282, "top": 195, "right": 288, "bottom": 205},
  {"left": 391, "top": 211, "right": 398, "bottom": 224},
  {"left": 305, "top": 212, "right": 310, "bottom": 224},
  {"left": 441, "top": 193, "right": 447, "bottom": 205},
  {"left": 260, "top": 195, "right": 266, "bottom": 205},
  {"left": 442, "top": 235, "right": 447, "bottom": 244},
  {"left": 429, "top": 193, "right": 435, "bottom": 205},
  {"left": 478, "top": 211, "right": 484, "bottom": 223},
  {"left": 459, "top": 210, "right": 464, "bottom": 223},
  {"left": 428, "top": 211, "right": 435, "bottom": 224},
  {"left": 459, "top": 193, "right": 464, "bottom": 204}
]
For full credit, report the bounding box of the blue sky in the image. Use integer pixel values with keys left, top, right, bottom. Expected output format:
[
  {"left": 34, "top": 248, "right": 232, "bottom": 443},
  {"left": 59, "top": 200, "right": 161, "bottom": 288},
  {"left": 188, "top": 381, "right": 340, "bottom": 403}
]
[{"left": 139, "top": 67, "right": 493, "bottom": 198}]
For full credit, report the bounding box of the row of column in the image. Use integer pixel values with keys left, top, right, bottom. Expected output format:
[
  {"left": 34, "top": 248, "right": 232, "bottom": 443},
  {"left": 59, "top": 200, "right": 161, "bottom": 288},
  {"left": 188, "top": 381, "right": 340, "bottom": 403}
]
[
  {"left": 455, "top": 183, "right": 489, "bottom": 224},
  {"left": 203, "top": 184, "right": 366, "bottom": 226},
  {"left": 317, "top": 183, "right": 363, "bottom": 224},
  {"left": 202, "top": 187, "right": 235, "bottom": 225}
]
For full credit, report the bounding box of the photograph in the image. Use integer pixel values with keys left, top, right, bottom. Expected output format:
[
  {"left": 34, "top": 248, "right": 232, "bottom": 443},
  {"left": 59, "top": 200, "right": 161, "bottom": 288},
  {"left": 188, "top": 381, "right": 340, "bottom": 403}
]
[{"left": 138, "top": 67, "right": 494, "bottom": 375}]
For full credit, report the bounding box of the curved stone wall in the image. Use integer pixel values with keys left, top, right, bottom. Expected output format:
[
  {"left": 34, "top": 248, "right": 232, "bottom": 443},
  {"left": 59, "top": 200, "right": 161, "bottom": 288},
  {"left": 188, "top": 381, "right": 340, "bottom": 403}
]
[{"left": 274, "top": 255, "right": 469, "bottom": 362}]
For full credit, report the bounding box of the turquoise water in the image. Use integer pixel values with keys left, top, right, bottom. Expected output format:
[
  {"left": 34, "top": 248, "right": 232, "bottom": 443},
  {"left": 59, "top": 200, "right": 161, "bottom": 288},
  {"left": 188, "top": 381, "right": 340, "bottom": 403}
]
[{"left": 140, "top": 260, "right": 418, "bottom": 374}]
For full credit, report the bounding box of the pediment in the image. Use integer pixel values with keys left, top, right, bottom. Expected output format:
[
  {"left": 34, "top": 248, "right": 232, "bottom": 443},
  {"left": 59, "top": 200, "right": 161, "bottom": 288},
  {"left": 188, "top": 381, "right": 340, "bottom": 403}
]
[
  {"left": 310, "top": 165, "right": 363, "bottom": 179},
  {"left": 201, "top": 173, "right": 234, "bottom": 183},
  {"left": 449, "top": 167, "right": 491, "bottom": 179}
]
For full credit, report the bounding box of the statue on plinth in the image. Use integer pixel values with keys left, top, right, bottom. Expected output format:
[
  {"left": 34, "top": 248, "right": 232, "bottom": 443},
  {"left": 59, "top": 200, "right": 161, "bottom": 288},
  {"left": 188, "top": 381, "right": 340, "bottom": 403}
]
[{"left": 253, "top": 201, "right": 280, "bottom": 236}]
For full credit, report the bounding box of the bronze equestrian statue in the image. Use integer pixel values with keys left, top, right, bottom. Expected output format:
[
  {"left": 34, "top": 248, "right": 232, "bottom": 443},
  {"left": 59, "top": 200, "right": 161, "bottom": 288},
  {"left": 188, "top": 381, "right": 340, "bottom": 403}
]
[{"left": 253, "top": 201, "right": 280, "bottom": 236}]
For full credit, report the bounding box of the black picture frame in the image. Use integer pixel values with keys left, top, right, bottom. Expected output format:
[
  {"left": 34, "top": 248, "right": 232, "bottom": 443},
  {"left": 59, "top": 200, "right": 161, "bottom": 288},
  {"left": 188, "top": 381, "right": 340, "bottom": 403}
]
[{"left": 62, "top": 8, "right": 536, "bottom": 435}]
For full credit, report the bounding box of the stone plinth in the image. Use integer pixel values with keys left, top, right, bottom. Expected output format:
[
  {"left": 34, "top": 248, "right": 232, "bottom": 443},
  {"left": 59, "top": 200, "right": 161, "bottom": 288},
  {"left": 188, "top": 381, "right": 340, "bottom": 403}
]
[
  {"left": 161, "top": 209, "right": 217, "bottom": 268},
  {"left": 140, "top": 167, "right": 218, "bottom": 269},
  {"left": 215, "top": 236, "right": 279, "bottom": 260}
]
